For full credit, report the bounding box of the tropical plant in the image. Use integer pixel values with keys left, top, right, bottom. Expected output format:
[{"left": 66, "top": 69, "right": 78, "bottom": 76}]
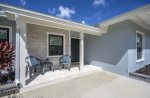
[{"left": 0, "top": 41, "right": 15, "bottom": 70}]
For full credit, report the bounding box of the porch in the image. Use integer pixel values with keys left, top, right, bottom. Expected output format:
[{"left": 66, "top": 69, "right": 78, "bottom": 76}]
[
  {"left": 0, "top": 16, "right": 86, "bottom": 88},
  {"left": 24, "top": 23, "right": 86, "bottom": 87},
  {"left": 0, "top": 3, "right": 102, "bottom": 89}
]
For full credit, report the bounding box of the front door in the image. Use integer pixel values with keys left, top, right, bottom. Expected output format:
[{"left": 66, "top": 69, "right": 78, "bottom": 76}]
[{"left": 71, "top": 38, "right": 79, "bottom": 63}]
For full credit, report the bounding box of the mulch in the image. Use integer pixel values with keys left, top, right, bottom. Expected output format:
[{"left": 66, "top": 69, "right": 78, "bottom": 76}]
[{"left": 135, "top": 65, "right": 150, "bottom": 76}]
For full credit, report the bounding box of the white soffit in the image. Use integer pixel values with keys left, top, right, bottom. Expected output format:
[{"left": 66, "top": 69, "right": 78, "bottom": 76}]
[
  {"left": 131, "top": 12, "right": 150, "bottom": 31},
  {"left": 97, "top": 3, "right": 150, "bottom": 29}
]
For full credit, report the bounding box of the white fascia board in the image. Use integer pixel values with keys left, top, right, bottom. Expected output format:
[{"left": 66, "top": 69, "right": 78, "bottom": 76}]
[
  {"left": 0, "top": 3, "right": 102, "bottom": 36},
  {"left": 97, "top": 3, "right": 150, "bottom": 27}
]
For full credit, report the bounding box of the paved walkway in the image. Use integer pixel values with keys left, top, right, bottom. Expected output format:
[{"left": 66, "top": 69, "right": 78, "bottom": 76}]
[{"left": 3, "top": 67, "right": 150, "bottom": 98}]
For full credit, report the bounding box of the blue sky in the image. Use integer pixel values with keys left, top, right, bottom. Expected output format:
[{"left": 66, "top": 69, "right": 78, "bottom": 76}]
[{"left": 0, "top": 0, "right": 150, "bottom": 25}]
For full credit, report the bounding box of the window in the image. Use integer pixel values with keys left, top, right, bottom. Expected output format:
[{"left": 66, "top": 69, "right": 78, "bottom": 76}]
[
  {"left": 0, "top": 27, "right": 9, "bottom": 42},
  {"left": 48, "top": 34, "right": 64, "bottom": 56},
  {"left": 136, "top": 31, "right": 144, "bottom": 61}
]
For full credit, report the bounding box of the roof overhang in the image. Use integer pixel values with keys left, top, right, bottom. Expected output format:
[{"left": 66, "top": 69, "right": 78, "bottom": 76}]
[
  {"left": 97, "top": 3, "right": 150, "bottom": 32},
  {"left": 0, "top": 7, "right": 7, "bottom": 17},
  {"left": 0, "top": 3, "right": 103, "bottom": 36}
]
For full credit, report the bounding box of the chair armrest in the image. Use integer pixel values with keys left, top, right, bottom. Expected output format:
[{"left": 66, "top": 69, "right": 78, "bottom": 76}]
[
  {"left": 36, "top": 58, "right": 42, "bottom": 64},
  {"left": 59, "top": 56, "right": 63, "bottom": 63}
]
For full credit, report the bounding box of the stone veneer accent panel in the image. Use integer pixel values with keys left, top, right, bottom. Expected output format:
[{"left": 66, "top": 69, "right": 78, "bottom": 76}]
[{"left": 26, "top": 23, "right": 69, "bottom": 66}]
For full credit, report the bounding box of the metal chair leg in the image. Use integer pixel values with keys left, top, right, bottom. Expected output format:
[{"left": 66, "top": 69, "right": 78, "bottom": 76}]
[
  {"left": 29, "top": 67, "right": 32, "bottom": 78},
  {"left": 59, "top": 64, "right": 62, "bottom": 70},
  {"left": 42, "top": 66, "right": 45, "bottom": 75},
  {"left": 68, "top": 64, "right": 71, "bottom": 71},
  {"left": 63, "top": 64, "right": 65, "bottom": 69},
  {"left": 50, "top": 64, "right": 54, "bottom": 72}
]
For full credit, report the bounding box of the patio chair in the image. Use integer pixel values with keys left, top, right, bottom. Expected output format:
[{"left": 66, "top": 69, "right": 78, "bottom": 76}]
[
  {"left": 0, "top": 66, "right": 15, "bottom": 85},
  {"left": 42, "top": 58, "right": 54, "bottom": 73},
  {"left": 25, "top": 56, "right": 54, "bottom": 78},
  {"left": 59, "top": 55, "right": 71, "bottom": 71},
  {"left": 0, "top": 71, "right": 9, "bottom": 84}
]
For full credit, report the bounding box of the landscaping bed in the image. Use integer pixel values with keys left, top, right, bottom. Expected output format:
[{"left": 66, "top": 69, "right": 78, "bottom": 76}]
[{"left": 135, "top": 65, "right": 150, "bottom": 76}]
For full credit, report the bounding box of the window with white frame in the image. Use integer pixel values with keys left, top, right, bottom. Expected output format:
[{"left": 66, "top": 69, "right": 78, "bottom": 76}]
[
  {"left": 136, "top": 31, "right": 144, "bottom": 61},
  {"left": 0, "top": 27, "right": 9, "bottom": 42},
  {"left": 48, "top": 34, "right": 64, "bottom": 56}
]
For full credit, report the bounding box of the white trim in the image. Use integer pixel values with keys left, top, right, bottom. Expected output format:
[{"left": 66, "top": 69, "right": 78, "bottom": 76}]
[
  {"left": 0, "top": 25, "right": 12, "bottom": 43},
  {"left": 79, "top": 33, "right": 84, "bottom": 71},
  {"left": 98, "top": 4, "right": 150, "bottom": 27},
  {"left": 0, "top": 4, "right": 100, "bottom": 30},
  {"left": 71, "top": 37, "right": 80, "bottom": 39},
  {"left": 15, "top": 33, "right": 20, "bottom": 85},
  {"left": 136, "top": 30, "right": 145, "bottom": 63},
  {"left": 47, "top": 32, "right": 65, "bottom": 57},
  {"left": 0, "top": 3, "right": 102, "bottom": 35},
  {"left": 17, "top": 14, "right": 100, "bottom": 33}
]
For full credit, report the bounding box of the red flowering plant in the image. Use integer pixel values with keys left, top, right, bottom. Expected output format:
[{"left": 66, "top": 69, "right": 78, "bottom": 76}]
[{"left": 0, "top": 41, "right": 15, "bottom": 70}]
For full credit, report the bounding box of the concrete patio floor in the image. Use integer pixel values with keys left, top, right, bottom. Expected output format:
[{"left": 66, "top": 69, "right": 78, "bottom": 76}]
[
  {"left": 3, "top": 65, "right": 150, "bottom": 98},
  {"left": 23, "top": 65, "right": 100, "bottom": 92}
]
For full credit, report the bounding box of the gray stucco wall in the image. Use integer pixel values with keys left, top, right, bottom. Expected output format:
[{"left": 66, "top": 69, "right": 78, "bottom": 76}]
[
  {"left": 85, "top": 20, "right": 150, "bottom": 76},
  {"left": 128, "top": 21, "right": 150, "bottom": 72},
  {"left": 0, "top": 17, "right": 16, "bottom": 45},
  {"left": 26, "top": 24, "right": 70, "bottom": 66},
  {"left": 85, "top": 20, "right": 135, "bottom": 76}
]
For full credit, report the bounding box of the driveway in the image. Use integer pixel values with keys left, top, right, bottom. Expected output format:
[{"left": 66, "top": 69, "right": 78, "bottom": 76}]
[{"left": 3, "top": 70, "right": 150, "bottom": 98}]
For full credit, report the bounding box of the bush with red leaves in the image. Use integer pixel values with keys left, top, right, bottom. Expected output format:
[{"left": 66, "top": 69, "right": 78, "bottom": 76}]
[{"left": 0, "top": 42, "right": 15, "bottom": 70}]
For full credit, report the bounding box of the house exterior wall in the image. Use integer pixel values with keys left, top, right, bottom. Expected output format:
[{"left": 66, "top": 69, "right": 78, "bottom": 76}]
[
  {"left": 128, "top": 21, "right": 150, "bottom": 72},
  {"left": 0, "top": 17, "right": 16, "bottom": 45},
  {"left": 85, "top": 20, "right": 150, "bottom": 76},
  {"left": 85, "top": 20, "right": 135, "bottom": 76},
  {"left": 26, "top": 23, "right": 70, "bottom": 66},
  {"left": 70, "top": 31, "right": 80, "bottom": 39}
]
